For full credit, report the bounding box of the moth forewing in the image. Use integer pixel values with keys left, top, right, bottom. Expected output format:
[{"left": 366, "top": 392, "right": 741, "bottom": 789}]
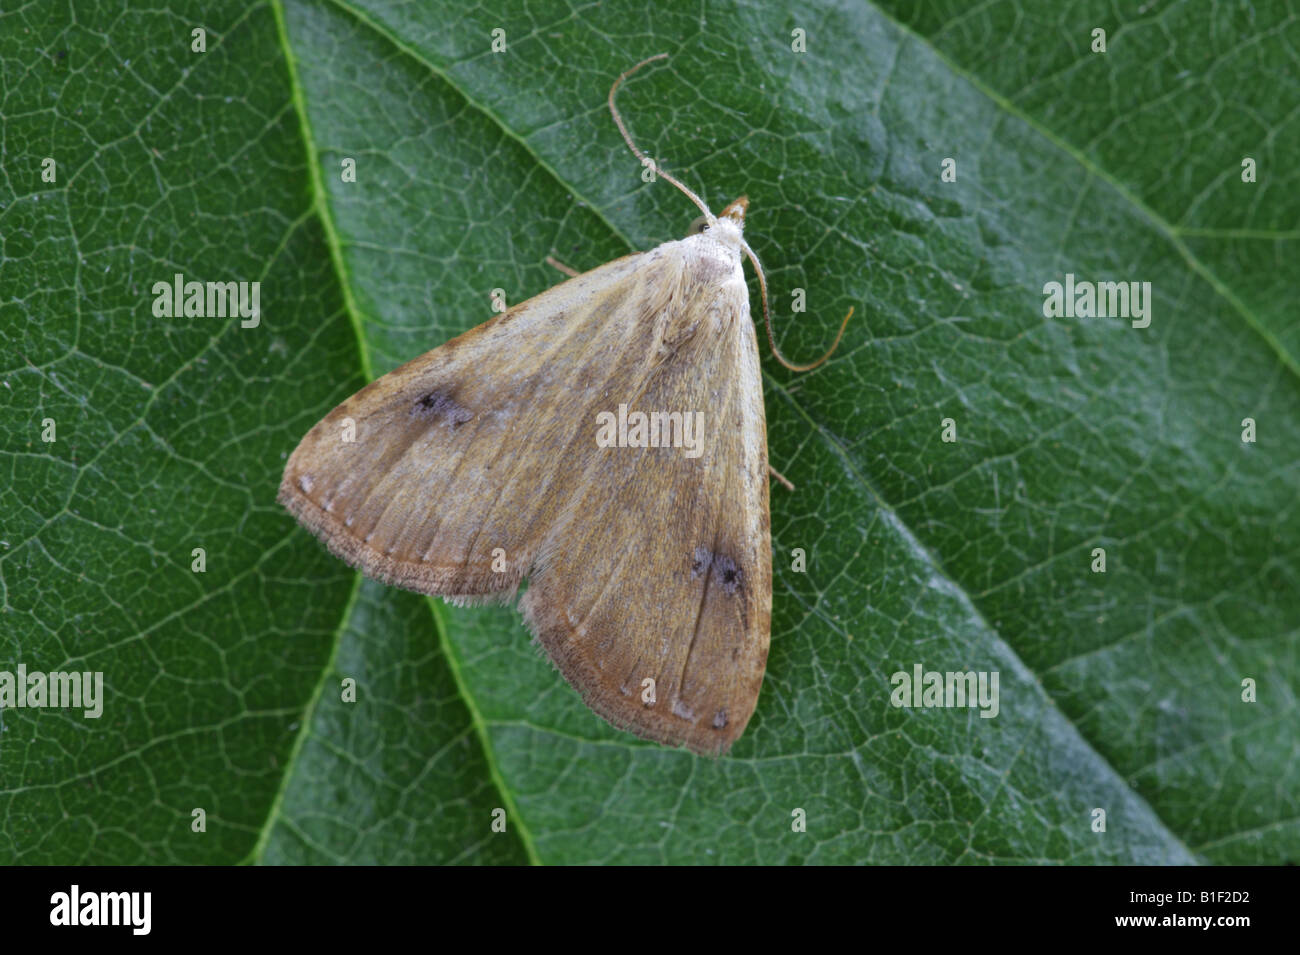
[
  {"left": 279, "top": 250, "right": 648, "bottom": 598},
  {"left": 518, "top": 216, "right": 772, "bottom": 755},
  {"left": 279, "top": 213, "right": 772, "bottom": 754},
  {"left": 281, "top": 55, "right": 800, "bottom": 755}
]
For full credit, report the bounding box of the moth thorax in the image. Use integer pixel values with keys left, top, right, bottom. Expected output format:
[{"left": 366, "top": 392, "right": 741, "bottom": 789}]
[{"left": 708, "top": 217, "right": 745, "bottom": 251}]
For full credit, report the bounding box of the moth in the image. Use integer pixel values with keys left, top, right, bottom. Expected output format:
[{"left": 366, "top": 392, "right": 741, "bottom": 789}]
[{"left": 279, "top": 54, "right": 850, "bottom": 755}]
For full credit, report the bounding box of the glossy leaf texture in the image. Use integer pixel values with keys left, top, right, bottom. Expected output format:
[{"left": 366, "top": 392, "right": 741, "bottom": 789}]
[{"left": 1, "top": 0, "right": 1295, "bottom": 864}]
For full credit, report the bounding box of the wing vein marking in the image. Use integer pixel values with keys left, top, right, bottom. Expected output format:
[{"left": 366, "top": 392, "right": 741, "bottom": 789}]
[
  {"left": 508, "top": 263, "right": 687, "bottom": 553},
  {"left": 419, "top": 295, "right": 607, "bottom": 555},
  {"left": 454, "top": 273, "right": 646, "bottom": 575},
  {"left": 562, "top": 315, "right": 721, "bottom": 637},
  {"left": 331, "top": 418, "right": 428, "bottom": 535},
  {"left": 671, "top": 338, "right": 742, "bottom": 714},
  {"left": 410, "top": 401, "right": 499, "bottom": 559},
  {"left": 678, "top": 520, "right": 721, "bottom": 714}
]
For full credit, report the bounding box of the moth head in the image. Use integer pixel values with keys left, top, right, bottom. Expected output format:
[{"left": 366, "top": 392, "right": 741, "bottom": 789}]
[
  {"left": 609, "top": 55, "right": 853, "bottom": 372},
  {"left": 688, "top": 195, "right": 747, "bottom": 249}
]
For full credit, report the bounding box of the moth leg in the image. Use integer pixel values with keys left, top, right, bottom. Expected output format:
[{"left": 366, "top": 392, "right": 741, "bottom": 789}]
[
  {"left": 545, "top": 255, "right": 580, "bottom": 278},
  {"left": 768, "top": 463, "right": 795, "bottom": 492}
]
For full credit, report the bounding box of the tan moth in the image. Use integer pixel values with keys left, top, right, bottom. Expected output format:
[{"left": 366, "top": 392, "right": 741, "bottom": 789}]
[{"left": 279, "top": 54, "right": 851, "bottom": 755}]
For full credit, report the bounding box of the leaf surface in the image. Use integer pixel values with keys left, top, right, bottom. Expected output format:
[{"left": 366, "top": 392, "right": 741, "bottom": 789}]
[{"left": 2, "top": 0, "right": 1294, "bottom": 864}]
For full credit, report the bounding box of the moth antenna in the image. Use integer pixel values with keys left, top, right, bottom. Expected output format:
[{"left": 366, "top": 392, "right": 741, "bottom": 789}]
[
  {"left": 742, "top": 239, "right": 853, "bottom": 372},
  {"left": 768, "top": 463, "right": 796, "bottom": 492},
  {"left": 609, "top": 53, "right": 716, "bottom": 225},
  {"left": 545, "top": 255, "right": 580, "bottom": 278}
]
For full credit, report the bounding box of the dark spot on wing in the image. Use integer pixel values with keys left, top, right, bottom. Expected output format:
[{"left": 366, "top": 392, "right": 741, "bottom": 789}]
[
  {"left": 712, "top": 709, "right": 728, "bottom": 729},
  {"left": 712, "top": 554, "right": 743, "bottom": 595},
  {"left": 690, "top": 547, "right": 744, "bottom": 595},
  {"left": 412, "top": 389, "right": 473, "bottom": 428}
]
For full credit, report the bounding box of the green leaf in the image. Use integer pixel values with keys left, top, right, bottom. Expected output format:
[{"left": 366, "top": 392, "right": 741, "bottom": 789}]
[{"left": 2, "top": 0, "right": 1294, "bottom": 864}]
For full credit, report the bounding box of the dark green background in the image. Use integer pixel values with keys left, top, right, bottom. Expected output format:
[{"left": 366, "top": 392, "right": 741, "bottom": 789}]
[{"left": 1, "top": 0, "right": 1295, "bottom": 864}]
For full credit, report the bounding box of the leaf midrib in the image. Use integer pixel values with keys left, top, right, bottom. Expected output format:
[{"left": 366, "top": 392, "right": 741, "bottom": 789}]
[{"left": 269, "top": 0, "right": 542, "bottom": 864}]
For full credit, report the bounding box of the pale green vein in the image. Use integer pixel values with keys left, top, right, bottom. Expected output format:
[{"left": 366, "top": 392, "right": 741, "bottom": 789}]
[
  {"left": 271, "top": 0, "right": 538, "bottom": 865},
  {"left": 321, "top": 0, "right": 640, "bottom": 253},
  {"left": 273, "top": 0, "right": 375, "bottom": 383},
  {"left": 1172, "top": 227, "right": 1300, "bottom": 240},
  {"left": 424, "top": 597, "right": 542, "bottom": 865},
  {"left": 242, "top": 572, "right": 361, "bottom": 864}
]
